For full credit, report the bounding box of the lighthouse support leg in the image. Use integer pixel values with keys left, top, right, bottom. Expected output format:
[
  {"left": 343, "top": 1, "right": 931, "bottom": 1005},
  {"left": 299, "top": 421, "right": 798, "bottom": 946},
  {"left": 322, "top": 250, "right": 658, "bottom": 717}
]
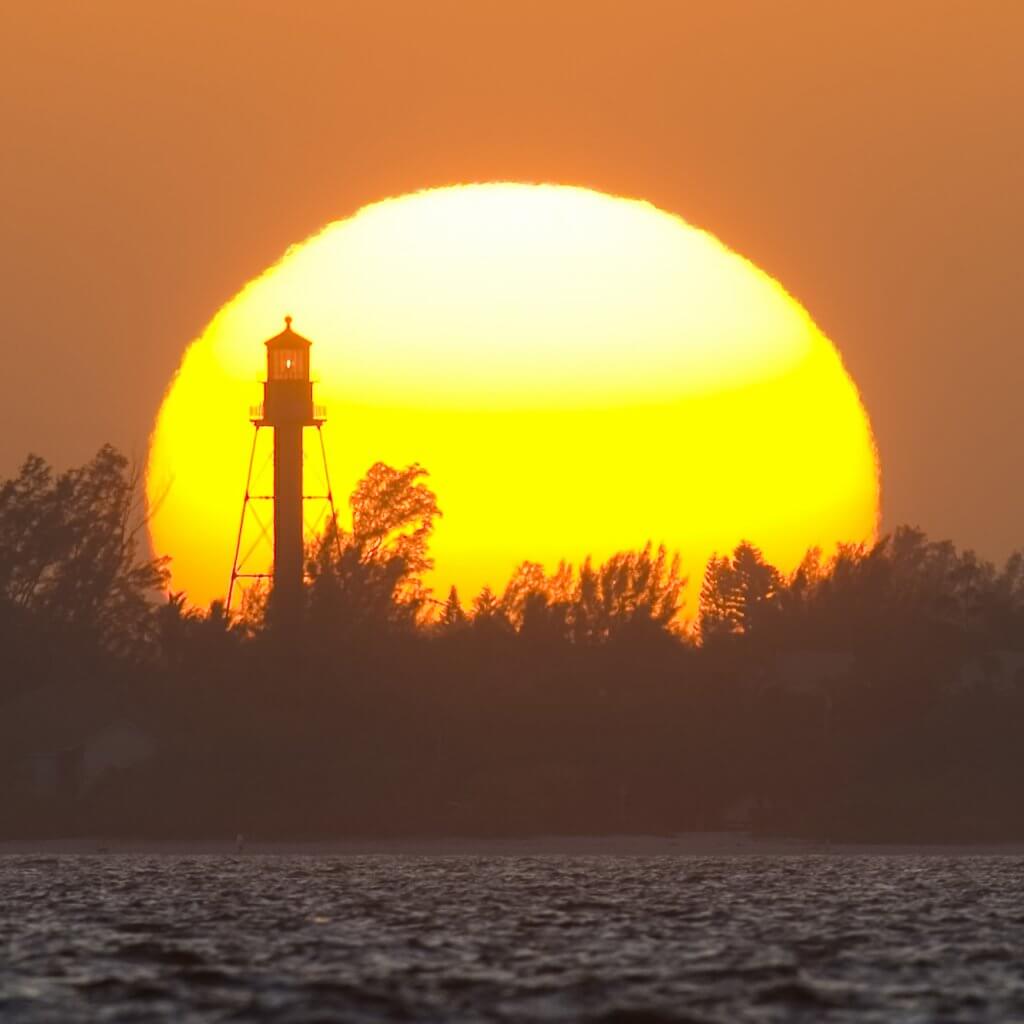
[{"left": 227, "top": 425, "right": 261, "bottom": 614}]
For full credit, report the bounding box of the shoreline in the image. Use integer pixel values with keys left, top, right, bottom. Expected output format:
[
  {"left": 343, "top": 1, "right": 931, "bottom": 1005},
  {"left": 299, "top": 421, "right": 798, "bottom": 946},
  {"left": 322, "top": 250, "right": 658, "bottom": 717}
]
[{"left": 4, "top": 832, "right": 1024, "bottom": 857}]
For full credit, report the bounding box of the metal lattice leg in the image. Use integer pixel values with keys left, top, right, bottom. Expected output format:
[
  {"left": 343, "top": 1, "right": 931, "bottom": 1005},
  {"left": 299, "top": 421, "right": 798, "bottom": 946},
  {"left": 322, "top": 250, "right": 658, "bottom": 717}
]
[{"left": 227, "top": 425, "right": 262, "bottom": 613}]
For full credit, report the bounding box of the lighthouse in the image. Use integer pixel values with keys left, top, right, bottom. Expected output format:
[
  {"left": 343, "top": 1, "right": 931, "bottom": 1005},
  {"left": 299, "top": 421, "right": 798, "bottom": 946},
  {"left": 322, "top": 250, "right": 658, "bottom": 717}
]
[{"left": 228, "top": 317, "right": 333, "bottom": 619}]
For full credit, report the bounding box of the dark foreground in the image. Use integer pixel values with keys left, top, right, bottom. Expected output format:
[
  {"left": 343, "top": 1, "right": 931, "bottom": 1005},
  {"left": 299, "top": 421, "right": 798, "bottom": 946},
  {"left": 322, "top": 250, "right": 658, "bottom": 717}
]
[{"left": 3, "top": 855, "right": 1023, "bottom": 1022}]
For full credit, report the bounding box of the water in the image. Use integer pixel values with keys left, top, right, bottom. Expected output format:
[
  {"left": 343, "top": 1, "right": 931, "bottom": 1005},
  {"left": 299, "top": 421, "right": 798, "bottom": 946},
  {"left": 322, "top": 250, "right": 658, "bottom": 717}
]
[{"left": 2, "top": 854, "right": 1023, "bottom": 1022}]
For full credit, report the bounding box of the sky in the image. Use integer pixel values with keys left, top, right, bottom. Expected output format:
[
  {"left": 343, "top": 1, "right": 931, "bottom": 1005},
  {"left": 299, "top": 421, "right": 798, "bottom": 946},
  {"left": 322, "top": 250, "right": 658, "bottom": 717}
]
[{"left": 1, "top": 0, "right": 1022, "bottom": 560}]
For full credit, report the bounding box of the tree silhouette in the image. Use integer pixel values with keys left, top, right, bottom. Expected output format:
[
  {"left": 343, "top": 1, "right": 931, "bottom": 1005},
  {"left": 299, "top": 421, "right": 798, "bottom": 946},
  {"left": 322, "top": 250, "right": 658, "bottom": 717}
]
[
  {"left": 0, "top": 445, "right": 168, "bottom": 657},
  {"left": 698, "top": 541, "right": 780, "bottom": 640},
  {"left": 155, "top": 593, "right": 241, "bottom": 671},
  {"left": 11, "top": 441, "right": 1024, "bottom": 842},
  {"left": 731, "top": 541, "right": 782, "bottom": 634},
  {"left": 471, "top": 585, "right": 506, "bottom": 623},
  {"left": 501, "top": 561, "right": 549, "bottom": 629},
  {"left": 699, "top": 554, "right": 736, "bottom": 640},
  {"left": 307, "top": 462, "right": 441, "bottom": 631},
  {"left": 570, "top": 543, "right": 685, "bottom": 643},
  {"left": 439, "top": 585, "right": 467, "bottom": 630}
]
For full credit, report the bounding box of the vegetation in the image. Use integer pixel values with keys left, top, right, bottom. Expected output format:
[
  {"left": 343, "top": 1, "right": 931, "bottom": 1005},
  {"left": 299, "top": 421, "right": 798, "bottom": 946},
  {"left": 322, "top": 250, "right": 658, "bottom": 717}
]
[{"left": 3, "top": 445, "right": 1024, "bottom": 841}]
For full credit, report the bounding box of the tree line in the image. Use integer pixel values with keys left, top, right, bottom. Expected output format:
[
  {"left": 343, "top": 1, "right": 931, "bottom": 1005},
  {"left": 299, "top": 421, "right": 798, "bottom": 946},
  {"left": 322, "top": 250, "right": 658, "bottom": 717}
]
[{"left": 3, "top": 444, "right": 1024, "bottom": 840}]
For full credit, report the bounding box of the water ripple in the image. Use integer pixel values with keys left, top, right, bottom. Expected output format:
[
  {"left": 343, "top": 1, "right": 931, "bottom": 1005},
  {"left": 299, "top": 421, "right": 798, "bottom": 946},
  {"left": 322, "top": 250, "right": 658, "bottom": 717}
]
[{"left": 2, "top": 855, "right": 1024, "bottom": 1021}]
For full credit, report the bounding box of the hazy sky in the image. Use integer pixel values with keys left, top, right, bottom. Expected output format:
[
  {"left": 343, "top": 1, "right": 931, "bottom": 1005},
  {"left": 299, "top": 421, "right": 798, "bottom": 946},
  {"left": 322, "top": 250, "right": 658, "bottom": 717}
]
[{"left": 2, "top": 1, "right": 1021, "bottom": 558}]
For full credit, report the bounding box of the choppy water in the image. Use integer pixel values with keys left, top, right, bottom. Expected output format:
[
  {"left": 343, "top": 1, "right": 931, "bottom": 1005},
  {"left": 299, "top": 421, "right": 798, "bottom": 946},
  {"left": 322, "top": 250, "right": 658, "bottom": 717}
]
[{"left": 2, "top": 855, "right": 1024, "bottom": 1022}]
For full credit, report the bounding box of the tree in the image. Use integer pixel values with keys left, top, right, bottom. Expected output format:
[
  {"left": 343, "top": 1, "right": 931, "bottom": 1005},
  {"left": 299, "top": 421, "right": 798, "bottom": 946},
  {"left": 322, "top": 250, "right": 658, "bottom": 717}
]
[
  {"left": 501, "top": 561, "right": 548, "bottom": 629},
  {"left": 570, "top": 543, "right": 685, "bottom": 644},
  {"left": 698, "top": 542, "right": 781, "bottom": 641},
  {"left": 731, "top": 541, "right": 783, "bottom": 634},
  {"left": 471, "top": 585, "right": 505, "bottom": 622},
  {"left": 307, "top": 462, "right": 441, "bottom": 630},
  {"left": 699, "top": 555, "right": 736, "bottom": 640},
  {"left": 0, "top": 445, "right": 168, "bottom": 658},
  {"left": 439, "top": 585, "right": 467, "bottom": 630},
  {"left": 155, "top": 593, "right": 242, "bottom": 671}
]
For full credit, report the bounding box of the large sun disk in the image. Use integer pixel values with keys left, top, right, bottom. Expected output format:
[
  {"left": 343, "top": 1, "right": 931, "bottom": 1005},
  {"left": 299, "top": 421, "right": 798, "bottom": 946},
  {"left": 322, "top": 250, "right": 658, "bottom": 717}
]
[{"left": 146, "top": 183, "right": 879, "bottom": 613}]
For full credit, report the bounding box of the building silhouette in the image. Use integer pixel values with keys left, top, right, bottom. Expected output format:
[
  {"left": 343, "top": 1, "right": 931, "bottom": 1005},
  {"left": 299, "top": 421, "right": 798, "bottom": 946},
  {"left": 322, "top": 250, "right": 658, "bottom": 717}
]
[{"left": 228, "top": 318, "right": 334, "bottom": 618}]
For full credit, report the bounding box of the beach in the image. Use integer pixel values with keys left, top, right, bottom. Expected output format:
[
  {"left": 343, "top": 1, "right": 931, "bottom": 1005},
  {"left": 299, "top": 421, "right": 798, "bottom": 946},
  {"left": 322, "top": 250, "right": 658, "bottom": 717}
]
[{"left": 5, "top": 832, "right": 1024, "bottom": 857}]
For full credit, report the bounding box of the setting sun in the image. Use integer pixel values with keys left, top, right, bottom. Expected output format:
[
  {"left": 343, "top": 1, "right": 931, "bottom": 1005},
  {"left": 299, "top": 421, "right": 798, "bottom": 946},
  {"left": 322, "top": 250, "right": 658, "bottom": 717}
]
[{"left": 146, "top": 183, "right": 879, "bottom": 612}]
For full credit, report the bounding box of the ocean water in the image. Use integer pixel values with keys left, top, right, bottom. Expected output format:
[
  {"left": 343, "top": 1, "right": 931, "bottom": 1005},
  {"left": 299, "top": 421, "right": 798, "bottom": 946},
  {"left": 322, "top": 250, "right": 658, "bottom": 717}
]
[{"left": 2, "top": 854, "right": 1023, "bottom": 1022}]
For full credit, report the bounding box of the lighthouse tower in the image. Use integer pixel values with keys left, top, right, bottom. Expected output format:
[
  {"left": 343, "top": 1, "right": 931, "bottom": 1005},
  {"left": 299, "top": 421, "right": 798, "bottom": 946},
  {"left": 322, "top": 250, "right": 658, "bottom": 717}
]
[
  {"left": 227, "top": 317, "right": 334, "bottom": 619},
  {"left": 260, "top": 316, "right": 316, "bottom": 612}
]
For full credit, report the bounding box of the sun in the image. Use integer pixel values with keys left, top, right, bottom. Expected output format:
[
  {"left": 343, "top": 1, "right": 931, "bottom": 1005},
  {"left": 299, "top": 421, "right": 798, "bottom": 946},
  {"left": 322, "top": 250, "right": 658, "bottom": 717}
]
[{"left": 146, "top": 183, "right": 879, "bottom": 613}]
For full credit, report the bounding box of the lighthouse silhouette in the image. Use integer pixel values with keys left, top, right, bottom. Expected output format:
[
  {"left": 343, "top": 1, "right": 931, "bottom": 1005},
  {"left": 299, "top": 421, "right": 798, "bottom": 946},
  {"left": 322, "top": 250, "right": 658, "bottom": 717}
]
[{"left": 227, "top": 317, "right": 336, "bottom": 619}]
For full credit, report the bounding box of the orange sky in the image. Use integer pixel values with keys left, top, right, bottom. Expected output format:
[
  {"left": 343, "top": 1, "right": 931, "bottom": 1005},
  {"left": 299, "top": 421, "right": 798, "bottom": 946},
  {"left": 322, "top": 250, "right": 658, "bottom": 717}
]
[{"left": 1, "top": 1, "right": 1022, "bottom": 559}]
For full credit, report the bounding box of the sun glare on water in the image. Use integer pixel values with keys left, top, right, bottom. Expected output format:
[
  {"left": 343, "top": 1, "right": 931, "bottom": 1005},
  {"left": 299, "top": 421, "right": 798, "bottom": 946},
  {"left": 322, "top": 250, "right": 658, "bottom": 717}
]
[{"left": 147, "top": 183, "right": 879, "bottom": 612}]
